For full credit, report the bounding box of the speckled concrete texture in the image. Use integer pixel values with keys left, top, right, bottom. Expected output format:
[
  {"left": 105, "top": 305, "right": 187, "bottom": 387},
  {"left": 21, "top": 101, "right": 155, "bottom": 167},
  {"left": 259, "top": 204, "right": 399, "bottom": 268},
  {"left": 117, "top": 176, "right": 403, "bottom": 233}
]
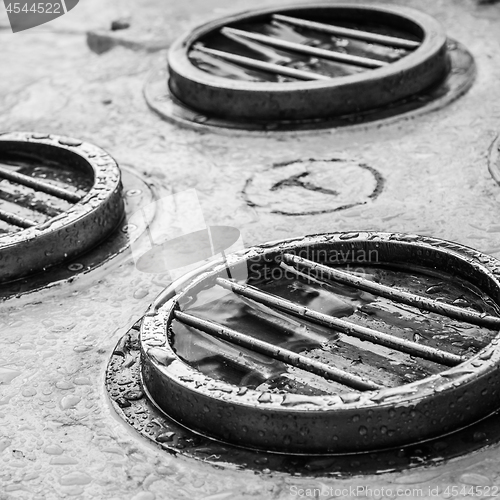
[{"left": 1, "top": 0, "right": 500, "bottom": 498}]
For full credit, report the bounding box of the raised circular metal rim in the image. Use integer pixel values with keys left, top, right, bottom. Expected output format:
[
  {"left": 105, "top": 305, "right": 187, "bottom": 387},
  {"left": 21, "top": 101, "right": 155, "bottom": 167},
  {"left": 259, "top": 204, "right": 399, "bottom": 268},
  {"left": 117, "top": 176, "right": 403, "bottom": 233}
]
[
  {"left": 141, "top": 232, "right": 500, "bottom": 455},
  {"left": 0, "top": 131, "right": 124, "bottom": 283},
  {"left": 0, "top": 166, "right": 155, "bottom": 299},
  {"left": 168, "top": 3, "right": 448, "bottom": 121},
  {"left": 108, "top": 324, "right": 500, "bottom": 476},
  {"left": 145, "top": 39, "right": 474, "bottom": 133},
  {"left": 488, "top": 134, "right": 500, "bottom": 187}
]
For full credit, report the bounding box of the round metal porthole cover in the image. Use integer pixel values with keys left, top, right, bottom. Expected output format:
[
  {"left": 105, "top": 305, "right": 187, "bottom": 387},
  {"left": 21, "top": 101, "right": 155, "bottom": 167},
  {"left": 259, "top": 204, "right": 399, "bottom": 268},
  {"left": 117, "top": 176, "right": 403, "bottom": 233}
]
[
  {"left": 0, "top": 132, "right": 123, "bottom": 283},
  {"left": 141, "top": 232, "right": 500, "bottom": 455},
  {"left": 168, "top": 3, "right": 448, "bottom": 121}
]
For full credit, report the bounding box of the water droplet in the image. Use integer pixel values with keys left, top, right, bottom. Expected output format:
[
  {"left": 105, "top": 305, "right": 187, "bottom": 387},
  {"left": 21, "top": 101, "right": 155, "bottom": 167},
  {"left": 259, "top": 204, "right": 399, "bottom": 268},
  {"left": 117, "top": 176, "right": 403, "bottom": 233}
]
[
  {"left": 0, "top": 438, "right": 11, "bottom": 453},
  {"left": 124, "top": 390, "right": 144, "bottom": 401},
  {"left": 58, "top": 138, "right": 83, "bottom": 147},
  {"left": 281, "top": 394, "right": 322, "bottom": 407},
  {"left": 126, "top": 189, "right": 142, "bottom": 197},
  {"left": 0, "top": 367, "right": 21, "bottom": 385},
  {"left": 74, "top": 345, "right": 93, "bottom": 353},
  {"left": 68, "top": 263, "right": 84, "bottom": 272},
  {"left": 60, "top": 395, "right": 81, "bottom": 409},
  {"left": 148, "top": 348, "right": 174, "bottom": 366},
  {"left": 73, "top": 377, "right": 91, "bottom": 385},
  {"left": 156, "top": 431, "right": 175, "bottom": 443},
  {"left": 59, "top": 471, "right": 91, "bottom": 486},
  {"left": 459, "top": 472, "right": 492, "bottom": 486},
  {"left": 22, "top": 387, "right": 37, "bottom": 397},
  {"left": 479, "top": 350, "right": 494, "bottom": 360},
  {"left": 115, "top": 397, "right": 131, "bottom": 408},
  {"left": 340, "top": 393, "right": 360, "bottom": 404},
  {"left": 339, "top": 232, "right": 360, "bottom": 240},
  {"left": 134, "top": 288, "right": 149, "bottom": 299},
  {"left": 258, "top": 392, "right": 272, "bottom": 403},
  {"left": 44, "top": 444, "right": 63, "bottom": 455},
  {"left": 50, "top": 456, "right": 79, "bottom": 465},
  {"left": 55, "top": 381, "right": 74, "bottom": 390},
  {"left": 122, "top": 223, "right": 138, "bottom": 233},
  {"left": 359, "top": 426, "right": 368, "bottom": 436}
]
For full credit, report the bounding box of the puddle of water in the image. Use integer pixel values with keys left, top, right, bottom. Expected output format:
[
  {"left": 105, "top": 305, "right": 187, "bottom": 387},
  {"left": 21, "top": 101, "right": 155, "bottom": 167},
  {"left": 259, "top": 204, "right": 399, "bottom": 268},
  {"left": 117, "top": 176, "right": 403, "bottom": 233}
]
[{"left": 173, "top": 264, "right": 497, "bottom": 393}]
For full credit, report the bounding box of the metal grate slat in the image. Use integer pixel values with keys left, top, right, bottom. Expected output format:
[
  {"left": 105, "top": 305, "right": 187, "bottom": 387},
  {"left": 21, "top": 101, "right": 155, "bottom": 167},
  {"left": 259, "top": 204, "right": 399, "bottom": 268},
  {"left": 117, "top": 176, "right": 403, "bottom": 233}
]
[
  {"left": 0, "top": 164, "right": 84, "bottom": 204},
  {"left": 174, "top": 309, "right": 383, "bottom": 391},
  {"left": 221, "top": 27, "right": 388, "bottom": 69},
  {"left": 194, "top": 45, "right": 330, "bottom": 81},
  {"left": 215, "top": 277, "right": 464, "bottom": 367},
  {"left": 272, "top": 14, "right": 420, "bottom": 50},
  {"left": 283, "top": 254, "right": 500, "bottom": 329},
  {"left": 0, "top": 207, "right": 36, "bottom": 228}
]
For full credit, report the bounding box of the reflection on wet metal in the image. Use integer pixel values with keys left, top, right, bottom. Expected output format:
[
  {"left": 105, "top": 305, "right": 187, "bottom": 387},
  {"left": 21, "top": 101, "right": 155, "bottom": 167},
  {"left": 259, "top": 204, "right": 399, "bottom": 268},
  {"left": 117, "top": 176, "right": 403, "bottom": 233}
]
[
  {"left": 0, "top": 163, "right": 84, "bottom": 203},
  {"left": 215, "top": 277, "right": 464, "bottom": 366},
  {"left": 175, "top": 309, "right": 383, "bottom": 390},
  {"left": 272, "top": 14, "right": 421, "bottom": 49},
  {"left": 0, "top": 207, "right": 36, "bottom": 228},
  {"left": 284, "top": 254, "right": 500, "bottom": 329},
  {"left": 221, "top": 27, "right": 388, "bottom": 69},
  {"left": 194, "top": 45, "right": 330, "bottom": 81}
]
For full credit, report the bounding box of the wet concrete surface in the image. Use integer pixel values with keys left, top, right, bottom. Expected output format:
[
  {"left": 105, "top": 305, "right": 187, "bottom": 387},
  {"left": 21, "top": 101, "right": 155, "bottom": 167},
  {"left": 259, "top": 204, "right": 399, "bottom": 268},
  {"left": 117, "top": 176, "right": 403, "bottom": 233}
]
[{"left": 1, "top": 0, "right": 500, "bottom": 498}]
